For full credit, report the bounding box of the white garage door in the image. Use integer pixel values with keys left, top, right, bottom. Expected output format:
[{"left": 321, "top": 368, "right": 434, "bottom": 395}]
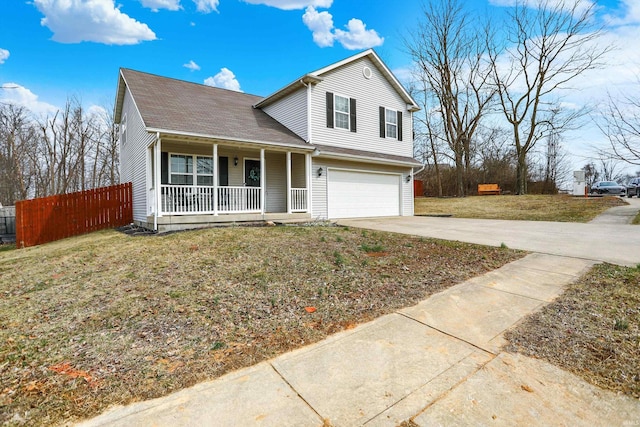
[{"left": 328, "top": 169, "right": 401, "bottom": 218}]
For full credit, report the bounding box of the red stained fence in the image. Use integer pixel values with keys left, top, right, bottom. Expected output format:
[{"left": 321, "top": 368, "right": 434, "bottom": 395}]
[
  {"left": 413, "top": 179, "right": 424, "bottom": 197},
  {"left": 15, "top": 183, "right": 133, "bottom": 248}
]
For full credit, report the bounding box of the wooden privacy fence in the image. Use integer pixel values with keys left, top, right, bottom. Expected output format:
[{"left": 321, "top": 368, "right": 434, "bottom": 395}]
[{"left": 16, "top": 183, "right": 133, "bottom": 248}]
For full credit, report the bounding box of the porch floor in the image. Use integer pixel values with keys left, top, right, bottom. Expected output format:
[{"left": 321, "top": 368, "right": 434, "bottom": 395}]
[{"left": 142, "top": 212, "right": 313, "bottom": 232}]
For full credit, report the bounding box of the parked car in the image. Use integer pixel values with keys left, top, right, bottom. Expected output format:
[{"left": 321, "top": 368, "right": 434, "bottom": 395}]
[
  {"left": 626, "top": 177, "right": 640, "bottom": 198},
  {"left": 590, "top": 181, "right": 626, "bottom": 196}
]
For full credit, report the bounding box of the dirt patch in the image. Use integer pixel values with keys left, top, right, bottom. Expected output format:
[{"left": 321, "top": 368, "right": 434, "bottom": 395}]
[
  {"left": 0, "top": 226, "right": 523, "bottom": 426},
  {"left": 505, "top": 263, "right": 640, "bottom": 398}
]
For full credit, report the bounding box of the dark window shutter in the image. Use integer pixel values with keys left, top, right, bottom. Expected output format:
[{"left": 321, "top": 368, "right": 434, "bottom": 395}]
[
  {"left": 161, "top": 152, "right": 168, "bottom": 184},
  {"left": 326, "top": 92, "right": 334, "bottom": 128},
  {"left": 349, "top": 98, "right": 357, "bottom": 132},
  {"left": 379, "top": 107, "right": 386, "bottom": 138},
  {"left": 397, "top": 111, "right": 403, "bottom": 141},
  {"left": 218, "top": 156, "right": 229, "bottom": 186}
]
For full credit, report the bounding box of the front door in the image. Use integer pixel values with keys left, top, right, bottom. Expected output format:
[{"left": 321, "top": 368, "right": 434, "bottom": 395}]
[{"left": 244, "top": 159, "right": 261, "bottom": 187}]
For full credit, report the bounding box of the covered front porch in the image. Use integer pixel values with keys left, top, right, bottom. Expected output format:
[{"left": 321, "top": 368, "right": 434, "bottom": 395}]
[{"left": 145, "top": 135, "right": 314, "bottom": 231}]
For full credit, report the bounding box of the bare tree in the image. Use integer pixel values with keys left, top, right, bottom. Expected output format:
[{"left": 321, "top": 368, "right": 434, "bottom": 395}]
[
  {"left": 597, "top": 81, "right": 640, "bottom": 166},
  {"left": 93, "top": 103, "right": 120, "bottom": 187},
  {"left": 406, "top": 0, "right": 495, "bottom": 197},
  {"left": 595, "top": 151, "right": 626, "bottom": 182},
  {"left": 0, "top": 104, "right": 39, "bottom": 204},
  {"left": 0, "top": 97, "right": 121, "bottom": 202},
  {"left": 474, "top": 124, "right": 517, "bottom": 192},
  {"left": 488, "top": 0, "right": 610, "bottom": 194},
  {"left": 410, "top": 78, "right": 448, "bottom": 197}
]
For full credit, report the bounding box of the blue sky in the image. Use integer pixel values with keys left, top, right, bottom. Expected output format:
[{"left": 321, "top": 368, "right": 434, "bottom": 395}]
[
  {"left": 0, "top": 0, "right": 428, "bottom": 111},
  {"left": 1, "top": 0, "right": 639, "bottom": 175}
]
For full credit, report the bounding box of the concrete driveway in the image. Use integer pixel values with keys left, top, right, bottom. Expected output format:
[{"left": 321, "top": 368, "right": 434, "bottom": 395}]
[{"left": 339, "top": 198, "right": 640, "bottom": 267}]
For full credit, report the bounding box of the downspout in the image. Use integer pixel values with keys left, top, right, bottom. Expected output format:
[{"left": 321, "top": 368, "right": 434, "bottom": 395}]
[
  {"left": 154, "top": 132, "right": 160, "bottom": 232},
  {"left": 301, "top": 79, "right": 312, "bottom": 144},
  {"left": 301, "top": 79, "right": 313, "bottom": 215}
]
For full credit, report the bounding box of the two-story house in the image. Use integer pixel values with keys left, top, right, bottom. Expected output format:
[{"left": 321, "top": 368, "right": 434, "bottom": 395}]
[{"left": 115, "top": 49, "right": 421, "bottom": 232}]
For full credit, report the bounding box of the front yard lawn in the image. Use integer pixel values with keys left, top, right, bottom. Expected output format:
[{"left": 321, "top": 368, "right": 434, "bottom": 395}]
[
  {"left": 415, "top": 194, "right": 626, "bottom": 222},
  {"left": 0, "top": 225, "right": 522, "bottom": 426}
]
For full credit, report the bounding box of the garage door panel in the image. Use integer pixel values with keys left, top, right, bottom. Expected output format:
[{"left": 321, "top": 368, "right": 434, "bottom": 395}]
[{"left": 328, "top": 170, "right": 400, "bottom": 218}]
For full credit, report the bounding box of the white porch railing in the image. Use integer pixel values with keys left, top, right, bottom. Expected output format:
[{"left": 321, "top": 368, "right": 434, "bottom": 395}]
[
  {"left": 218, "top": 186, "right": 261, "bottom": 213},
  {"left": 290, "top": 188, "right": 308, "bottom": 212},
  {"left": 160, "top": 185, "right": 263, "bottom": 215}
]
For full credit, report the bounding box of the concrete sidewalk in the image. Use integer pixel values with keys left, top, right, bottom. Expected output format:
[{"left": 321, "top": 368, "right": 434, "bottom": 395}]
[{"left": 77, "top": 253, "right": 640, "bottom": 426}]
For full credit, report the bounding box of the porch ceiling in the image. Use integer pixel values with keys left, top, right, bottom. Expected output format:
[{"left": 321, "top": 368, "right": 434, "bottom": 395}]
[{"left": 153, "top": 131, "right": 316, "bottom": 154}]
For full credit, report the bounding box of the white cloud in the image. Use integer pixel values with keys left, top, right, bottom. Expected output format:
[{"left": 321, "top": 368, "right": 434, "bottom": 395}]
[
  {"left": 33, "top": 0, "right": 156, "bottom": 45},
  {"left": 183, "top": 60, "right": 201, "bottom": 71},
  {"left": 392, "top": 67, "right": 413, "bottom": 86},
  {"left": 302, "top": 6, "right": 335, "bottom": 47},
  {"left": 193, "top": 0, "right": 219, "bottom": 13},
  {"left": 141, "top": 0, "right": 182, "bottom": 12},
  {"left": 334, "top": 18, "right": 384, "bottom": 50},
  {"left": 243, "top": 0, "right": 332, "bottom": 10},
  {"left": 302, "top": 6, "right": 383, "bottom": 50},
  {"left": 204, "top": 68, "right": 242, "bottom": 92},
  {"left": 0, "top": 83, "right": 59, "bottom": 117},
  {"left": 604, "top": 0, "right": 640, "bottom": 26},
  {"left": 0, "top": 48, "right": 9, "bottom": 64}
]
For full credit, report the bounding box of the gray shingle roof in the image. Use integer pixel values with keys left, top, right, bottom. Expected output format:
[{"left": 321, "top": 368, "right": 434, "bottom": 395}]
[{"left": 119, "top": 68, "right": 310, "bottom": 148}]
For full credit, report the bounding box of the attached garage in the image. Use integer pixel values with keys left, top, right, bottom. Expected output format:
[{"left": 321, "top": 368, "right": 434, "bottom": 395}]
[{"left": 327, "top": 169, "right": 401, "bottom": 218}]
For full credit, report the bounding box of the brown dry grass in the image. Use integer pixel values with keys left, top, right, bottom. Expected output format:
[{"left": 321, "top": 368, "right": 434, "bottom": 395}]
[
  {"left": 415, "top": 195, "right": 626, "bottom": 222},
  {"left": 0, "top": 226, "right": 523, "bottom": 426},
  {"left": 505, "top": 263, "right": 640, "bottom": 398}
]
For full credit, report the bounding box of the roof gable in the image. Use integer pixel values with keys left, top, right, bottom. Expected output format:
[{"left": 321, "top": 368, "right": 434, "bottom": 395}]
[
  {"left": 256, "top": 49, "right": 419, "bottom": 111},
  {"left": 115, "top": 69, "right": 309, "bottom": 148}
]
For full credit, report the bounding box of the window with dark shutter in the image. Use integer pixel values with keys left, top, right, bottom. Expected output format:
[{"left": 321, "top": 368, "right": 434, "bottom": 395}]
[
  {"left": 350, "top": 98, "right": 357, "bottom": 132},
  {"left": 326, "top": 92, "right": 334, "bottom": 128},
  {"left": 379, "top": 106, "right": 386, "bottom": 138},
  {"left": 397, "top": 111, "right": 403, "bottom": 141}
]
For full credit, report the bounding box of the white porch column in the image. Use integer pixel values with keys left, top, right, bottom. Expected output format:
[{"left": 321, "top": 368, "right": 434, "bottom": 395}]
[
  {"left": 213, "top": 144, "right": 218, "bottom": 216},
  {"left": 286, "top": 151, "right": 292, "bottom": 214},
  {"left": 155, "top": 136, "right": 162, "bottom": 218},
  {"left": 306, "top": 153, "right": 311, "bottom": 214},
  {"left": 260, "top": 148, "right": 265, "bottom": 215}
]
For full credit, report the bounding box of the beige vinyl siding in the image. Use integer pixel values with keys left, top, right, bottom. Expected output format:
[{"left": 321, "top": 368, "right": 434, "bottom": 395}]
[
  {"left": 291, "top": 153, "right": 306, "bottom": 188},
  {"left": 120, "top": 87, "right": 154, "bottom": 223},
  {"left": 265, "top": 152, "right": 286, "bottom": 213},
  {"left": 311, "top": 158, "right": 413, "bottom": 219},
  {"left": 310, "top": 57, "right": 413, "bottom": 158},
  {"left": 262, "top": 87, "right": 308, "bottom": 141}
]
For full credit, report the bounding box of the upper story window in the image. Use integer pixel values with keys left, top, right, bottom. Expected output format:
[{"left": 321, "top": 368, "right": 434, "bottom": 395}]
[
  {"left": 326, "top": 92, "right": 356, "bottom": 133},
  {"left": 379, "top": 107, "right": 403, "bottom": 141},
  {"left": 334, "top": 95, "right": 350, "bottom": 130},
  {"left": 120, "top": 114, "right": 127, "bottom": 146},
  {"left": 385, "top": 108, "right": 397, "bottom": 139}
]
